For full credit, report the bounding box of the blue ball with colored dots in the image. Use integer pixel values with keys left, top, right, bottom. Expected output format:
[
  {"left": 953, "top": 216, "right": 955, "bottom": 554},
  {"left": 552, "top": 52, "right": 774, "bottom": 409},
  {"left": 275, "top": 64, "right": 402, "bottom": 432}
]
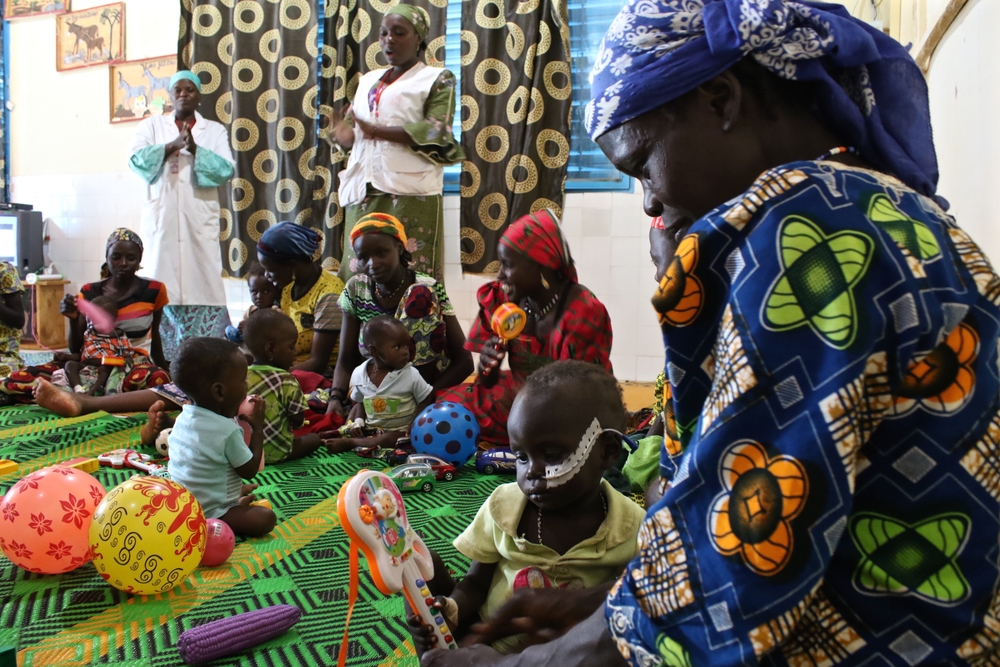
[{"left": 411, "top": 402, "right": 480, "bottom": 467}]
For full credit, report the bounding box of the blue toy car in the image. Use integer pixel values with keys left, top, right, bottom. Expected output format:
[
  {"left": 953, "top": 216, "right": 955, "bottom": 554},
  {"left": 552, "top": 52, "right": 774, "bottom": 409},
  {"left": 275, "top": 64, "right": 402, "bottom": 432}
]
[{"left": 475, "top": 447, "right": 517, "bottom": 475}]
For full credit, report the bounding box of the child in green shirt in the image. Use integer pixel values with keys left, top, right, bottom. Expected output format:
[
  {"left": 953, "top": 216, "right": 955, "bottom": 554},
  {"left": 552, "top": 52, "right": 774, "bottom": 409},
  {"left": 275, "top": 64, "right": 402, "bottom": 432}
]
[
  {"left": 407, "top": 360, "right": 646, "bottom": 654},
  {"left": 242, "top": 308, "right": 323, "bottom": 463}
]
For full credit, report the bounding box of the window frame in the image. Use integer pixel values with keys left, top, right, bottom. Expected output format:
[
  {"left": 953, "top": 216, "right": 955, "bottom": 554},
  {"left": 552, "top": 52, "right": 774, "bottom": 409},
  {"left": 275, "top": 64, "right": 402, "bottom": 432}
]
[{"left": 442, "top": 0, "right": 630, "bottom": 195}]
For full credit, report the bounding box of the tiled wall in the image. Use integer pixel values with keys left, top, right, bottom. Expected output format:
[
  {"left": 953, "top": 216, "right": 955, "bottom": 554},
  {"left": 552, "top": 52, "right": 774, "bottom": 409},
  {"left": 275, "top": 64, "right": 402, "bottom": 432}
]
[{"left": 12, "top": 173, "right": 664, "bottom": 381}]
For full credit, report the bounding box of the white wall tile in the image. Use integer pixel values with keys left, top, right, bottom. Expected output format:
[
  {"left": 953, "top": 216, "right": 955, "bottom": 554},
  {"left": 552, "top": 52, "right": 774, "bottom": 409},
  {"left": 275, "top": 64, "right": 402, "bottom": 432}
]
[
  {"left": 582, "top": 192, "right": 613, "bottom": 209},
  {"left": 582, "top": 207, "right": 612, "bottom": 237},
  {"left": 559, "top": 206, "right": 582, "bottom": 237},
  {"left": 636, "top": 355, "right": 665, "bottom": 382}
]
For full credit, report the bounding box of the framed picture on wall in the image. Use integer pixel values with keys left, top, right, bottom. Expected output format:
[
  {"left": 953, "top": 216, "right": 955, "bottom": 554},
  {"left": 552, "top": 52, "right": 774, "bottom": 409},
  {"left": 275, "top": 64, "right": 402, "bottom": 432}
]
[
  {"left": 55, "top": 2, "right": 125, "bottom": 72},
  {"left": 5, "top": 0, "right": 69, "bottom": 19},
  {"left": 109, "top": 55, "right": 177, "bottom": 124}
]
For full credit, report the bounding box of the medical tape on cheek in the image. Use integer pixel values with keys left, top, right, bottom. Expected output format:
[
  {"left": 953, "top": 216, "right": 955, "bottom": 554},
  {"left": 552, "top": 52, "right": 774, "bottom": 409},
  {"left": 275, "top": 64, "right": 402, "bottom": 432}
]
[{"left": 543, "top": 418, "right": 603, "bottom": 488}]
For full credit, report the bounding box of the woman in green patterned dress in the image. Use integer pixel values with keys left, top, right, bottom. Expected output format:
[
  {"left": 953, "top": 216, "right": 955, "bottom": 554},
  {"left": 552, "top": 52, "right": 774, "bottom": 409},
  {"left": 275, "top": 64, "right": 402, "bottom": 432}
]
[
  {"left": 327, "top": 214, "right": 473, "bottom": 419},
  {"left": 330, "top": 4, "right": 463, "bottom": 284}
]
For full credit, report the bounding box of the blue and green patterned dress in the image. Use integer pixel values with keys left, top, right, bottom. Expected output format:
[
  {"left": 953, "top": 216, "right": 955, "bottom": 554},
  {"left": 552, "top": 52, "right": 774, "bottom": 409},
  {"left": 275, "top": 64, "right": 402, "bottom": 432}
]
[{"left": 609, "top": 162, "right": 1000, "bottom": 666}]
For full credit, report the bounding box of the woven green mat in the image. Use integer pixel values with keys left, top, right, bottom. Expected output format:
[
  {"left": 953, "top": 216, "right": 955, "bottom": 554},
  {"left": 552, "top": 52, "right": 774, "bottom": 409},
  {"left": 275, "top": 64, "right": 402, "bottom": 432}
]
[{"left": 0, "top": 404, "right": 506, "bottom": 666}]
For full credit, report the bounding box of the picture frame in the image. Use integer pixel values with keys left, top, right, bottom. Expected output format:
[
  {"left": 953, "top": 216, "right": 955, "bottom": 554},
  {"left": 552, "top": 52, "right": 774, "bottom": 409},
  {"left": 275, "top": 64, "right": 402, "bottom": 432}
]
[
  {"left": 55, "top": 2, "right": 125, "bottom": 72},
  {"left": 5, "top": 0, "right": 69, "bottom": 20},
  {"left": 110, "top": 55, "right": 177, "bottom": 124}
]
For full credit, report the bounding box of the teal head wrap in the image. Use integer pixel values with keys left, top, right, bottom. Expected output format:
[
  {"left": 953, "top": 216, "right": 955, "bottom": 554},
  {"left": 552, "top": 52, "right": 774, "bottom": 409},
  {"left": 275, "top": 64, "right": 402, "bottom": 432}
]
[{"left": 169, "top": 70, "right": 201, "bottom": 93}]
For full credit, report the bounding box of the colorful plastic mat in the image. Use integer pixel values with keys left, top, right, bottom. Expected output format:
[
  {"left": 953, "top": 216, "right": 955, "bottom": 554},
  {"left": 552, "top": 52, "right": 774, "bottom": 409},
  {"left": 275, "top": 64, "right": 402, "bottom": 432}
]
[{"left": 0, "top": 404, "right": 505, "bottom": 666}]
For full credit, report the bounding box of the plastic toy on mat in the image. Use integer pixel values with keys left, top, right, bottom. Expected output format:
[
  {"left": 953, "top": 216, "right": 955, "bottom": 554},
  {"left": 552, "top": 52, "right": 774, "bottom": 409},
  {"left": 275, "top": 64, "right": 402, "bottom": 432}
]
[
  {"left": 336, "top": 470, "right": 457, "bottom": 667},
  {"left": 98, "top": 449, "right": 167, "bottom": 475},
  {"left": 176, "top": 605, "right": 301, "bottom": 665},
  {"left": 475, "top": 447, "right": 517, "bottom": 475}
]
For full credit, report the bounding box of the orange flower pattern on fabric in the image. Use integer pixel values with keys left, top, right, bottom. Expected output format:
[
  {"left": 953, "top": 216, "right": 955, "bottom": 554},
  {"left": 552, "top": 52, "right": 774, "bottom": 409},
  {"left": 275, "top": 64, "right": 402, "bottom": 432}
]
[
  {"left": 652, "top": 234, "right": 704, "bottom": 328},
  {"left": 709, "top": 440, "right": 809, "bottom": 576},
  {"left": 887, "top": 321, "right": 979, "bottom": 418}
]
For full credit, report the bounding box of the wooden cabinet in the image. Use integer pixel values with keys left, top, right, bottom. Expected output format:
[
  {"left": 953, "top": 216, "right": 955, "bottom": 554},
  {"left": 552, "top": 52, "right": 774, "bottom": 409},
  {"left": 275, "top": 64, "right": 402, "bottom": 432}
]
[{"left": 26, "top": 280, "right": 70, "bottom": 349}]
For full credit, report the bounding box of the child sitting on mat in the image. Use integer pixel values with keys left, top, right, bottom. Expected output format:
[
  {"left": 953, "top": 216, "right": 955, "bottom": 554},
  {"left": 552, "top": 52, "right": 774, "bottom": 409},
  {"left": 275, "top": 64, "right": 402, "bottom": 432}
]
[
  {"left": 62, "top": 296, "right": 136, "bottom": 396},
  {"left": 242, "top": 308, "right": 324, "bottom": 463},
  {"left": 406, "top": 360, "right": 646, "bottom": 654},
  {"left": 167, "top": 337, "right": 276, "bottom": 538},
  {"left": 225, "top": 263, "right": 279, "bottom": 345},
  {"left": 326, "top": 316, "right": 435, "bottom": 454},
  {"left": 51, "top": 296, "right": 168, "bottom": 397}
]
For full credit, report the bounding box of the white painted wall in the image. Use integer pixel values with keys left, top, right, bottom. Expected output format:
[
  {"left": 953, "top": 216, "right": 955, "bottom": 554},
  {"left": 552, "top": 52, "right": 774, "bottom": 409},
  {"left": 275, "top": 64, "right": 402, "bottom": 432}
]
[
  {"left": 8, "top": 0, "right": 658, "bottom": 381},
  {"left": 925, "top": 0, "right": 1000, "bottom": 263},
  {"left": 10, "top": 0, "right": 179, "bottom": 177}
]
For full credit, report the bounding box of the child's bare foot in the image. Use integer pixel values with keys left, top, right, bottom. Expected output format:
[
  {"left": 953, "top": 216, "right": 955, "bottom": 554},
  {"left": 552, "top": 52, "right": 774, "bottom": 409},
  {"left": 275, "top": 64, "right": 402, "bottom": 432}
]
[
  {"left": 139, "top": 400, "right": 174, "bottom": 446},
  {"left": 34, "top": 378, "right": 82, "bottom": 417},
  {"left": 325, "top": 437, "right": 361, "bottom": 453}
]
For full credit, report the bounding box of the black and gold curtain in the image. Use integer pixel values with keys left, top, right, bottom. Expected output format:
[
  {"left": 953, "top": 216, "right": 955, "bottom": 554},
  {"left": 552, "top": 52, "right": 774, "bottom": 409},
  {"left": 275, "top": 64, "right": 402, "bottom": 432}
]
[
  {"left": 179, "top": 0, "right": 326, "bottom": 276},
  {"left": 316, "top": 0, "right": 448, "bottom": 273},
  {"left": 458, "top": 0, "right": 572, "bottom": 274}
]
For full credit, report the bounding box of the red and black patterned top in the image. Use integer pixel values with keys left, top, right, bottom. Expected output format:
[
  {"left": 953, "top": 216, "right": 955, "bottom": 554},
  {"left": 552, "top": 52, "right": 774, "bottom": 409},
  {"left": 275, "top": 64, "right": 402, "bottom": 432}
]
[{"left": 468, "top": 281, "right": 613, "bottom": 379}]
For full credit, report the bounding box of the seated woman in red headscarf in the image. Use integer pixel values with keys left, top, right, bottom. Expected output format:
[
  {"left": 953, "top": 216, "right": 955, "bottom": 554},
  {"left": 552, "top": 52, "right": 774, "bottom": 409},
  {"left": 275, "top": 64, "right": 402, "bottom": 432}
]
[{"left": 440, "top": 210, "right": 613, "bottom": 447}]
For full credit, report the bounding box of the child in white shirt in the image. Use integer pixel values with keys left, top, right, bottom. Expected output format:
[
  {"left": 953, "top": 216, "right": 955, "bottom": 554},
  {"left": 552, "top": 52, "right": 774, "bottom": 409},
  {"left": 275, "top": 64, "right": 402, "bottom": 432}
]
[{"left": 327, "top": 316, "right": 434, "bottom": 453}]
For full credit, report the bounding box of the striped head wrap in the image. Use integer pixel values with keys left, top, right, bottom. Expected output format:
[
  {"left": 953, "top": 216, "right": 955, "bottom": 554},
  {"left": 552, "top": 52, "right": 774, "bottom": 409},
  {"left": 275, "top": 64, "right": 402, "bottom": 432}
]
[{"left": 349, "top": 213, "right": 408, "bottom": 247}]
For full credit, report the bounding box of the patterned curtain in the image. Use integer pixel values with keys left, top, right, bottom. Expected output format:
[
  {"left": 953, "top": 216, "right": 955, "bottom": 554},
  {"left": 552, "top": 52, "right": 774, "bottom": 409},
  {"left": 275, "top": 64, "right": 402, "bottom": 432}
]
[
  {"left": 458, "top": 0, "right": 572, "bottom": 274},
  {"left": 179, "top": 0, "right": 326, "bottom": 277},
  {"left": 317, "top": 0, "right": 448, "bottom": 273}
]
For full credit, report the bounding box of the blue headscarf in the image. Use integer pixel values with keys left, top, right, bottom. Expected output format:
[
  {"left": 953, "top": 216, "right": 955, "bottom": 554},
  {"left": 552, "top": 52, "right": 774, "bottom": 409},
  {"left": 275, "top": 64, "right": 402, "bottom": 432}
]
[
  {"left": 257, "top": 222, "right": 322, "bottom": 262},
  {"left": 586, "top": 0, "right": 942, "bottom": 204},
  {"left": 169, "top": 70, "right": 201, "bottom": 92}
]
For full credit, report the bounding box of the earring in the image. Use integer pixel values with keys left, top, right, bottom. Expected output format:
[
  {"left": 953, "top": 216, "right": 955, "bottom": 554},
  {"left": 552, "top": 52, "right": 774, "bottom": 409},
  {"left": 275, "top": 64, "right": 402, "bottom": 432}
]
[{"left": 540, "top": 275, "right": 550, "bottom": 290}]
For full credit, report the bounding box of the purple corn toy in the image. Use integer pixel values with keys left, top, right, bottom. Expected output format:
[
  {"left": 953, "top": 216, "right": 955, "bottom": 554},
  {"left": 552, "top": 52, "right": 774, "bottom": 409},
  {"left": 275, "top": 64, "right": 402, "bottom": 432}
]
[{"left": 177, "top": 604, "right": 302, "bottom": 665}]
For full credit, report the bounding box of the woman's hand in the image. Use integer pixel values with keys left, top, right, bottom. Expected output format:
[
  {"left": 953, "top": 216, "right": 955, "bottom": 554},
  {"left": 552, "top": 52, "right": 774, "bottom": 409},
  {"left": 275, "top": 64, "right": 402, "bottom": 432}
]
[
  {"left": 183, "top": 127, "right": 197, "bottom": 154},
  {"left": 326, "top": 396, "right": 348, "bottom": 417},
  {"left": 166, "top": 133, "right": 186, "bottom": 156},
  {"left": 478, "top": 336, "right": 506, "bottom": 376},
  {"left": 464, "top": 586, "right": 610, "bottom": 649},
  {"left": 354, "top": 115, "right": 377, "bottom": 139},
  {"left": 60, "top": 295, "right": 79, "bottom": 319},
  {"left": 332, "top": 104, "right": 356, "bottom": 148}
]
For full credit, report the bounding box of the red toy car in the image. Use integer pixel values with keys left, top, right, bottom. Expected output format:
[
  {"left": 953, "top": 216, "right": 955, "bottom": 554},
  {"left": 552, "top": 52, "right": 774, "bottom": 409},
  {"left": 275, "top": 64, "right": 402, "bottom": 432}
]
[{"left": 407, "top": 454, "right": 458, "bottom": 481}]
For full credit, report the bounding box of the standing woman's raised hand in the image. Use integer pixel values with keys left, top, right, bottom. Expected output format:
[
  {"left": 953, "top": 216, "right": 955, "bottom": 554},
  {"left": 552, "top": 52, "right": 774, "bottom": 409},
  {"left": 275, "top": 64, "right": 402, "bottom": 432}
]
[
  {"left": 183, "top": 126, "right": 197, "bottom": 154},
  {"left": 331, "top": 104, "right": 356, "bottom": 148}
]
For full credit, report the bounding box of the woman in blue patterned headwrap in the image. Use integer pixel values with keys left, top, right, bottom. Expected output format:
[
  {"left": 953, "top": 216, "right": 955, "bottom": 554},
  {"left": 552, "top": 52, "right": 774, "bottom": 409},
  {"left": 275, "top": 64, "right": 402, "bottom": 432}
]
[{"left": 419, "top": 2, "right": 1000, "bottom": 667}]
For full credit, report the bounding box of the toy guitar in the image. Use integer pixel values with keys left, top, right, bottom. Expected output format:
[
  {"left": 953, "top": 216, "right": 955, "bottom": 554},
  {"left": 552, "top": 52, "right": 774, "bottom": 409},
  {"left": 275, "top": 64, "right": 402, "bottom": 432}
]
[
  {"left": 337, "top": 470, "right": 456, "bottom": 665},
  {"left": 482, "top": 303, "right": 527, "bottom": 376}
]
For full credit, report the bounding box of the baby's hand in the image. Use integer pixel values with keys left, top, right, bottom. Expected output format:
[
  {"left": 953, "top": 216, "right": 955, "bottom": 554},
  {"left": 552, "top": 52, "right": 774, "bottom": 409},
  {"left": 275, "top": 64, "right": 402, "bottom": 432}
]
[
  {"left": 406, "top": 596, "right": 451, "bottom": 657},
  {"left": 240, "top": 395, "right": 267, "bottom": 431}
]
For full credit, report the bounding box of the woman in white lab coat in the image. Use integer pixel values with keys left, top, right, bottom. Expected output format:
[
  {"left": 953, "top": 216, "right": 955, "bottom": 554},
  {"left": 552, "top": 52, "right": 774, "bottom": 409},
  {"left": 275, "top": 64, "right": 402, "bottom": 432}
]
[{"left": 128, "top": 71, "right": 235, "bottom": 360}]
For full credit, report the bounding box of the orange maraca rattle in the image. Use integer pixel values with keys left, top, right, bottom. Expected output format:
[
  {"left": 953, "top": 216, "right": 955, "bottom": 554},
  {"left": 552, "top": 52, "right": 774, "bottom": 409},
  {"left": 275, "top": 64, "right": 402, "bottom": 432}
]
[{"left": 483, "top": 303, "right": 526, "bottom": 376}]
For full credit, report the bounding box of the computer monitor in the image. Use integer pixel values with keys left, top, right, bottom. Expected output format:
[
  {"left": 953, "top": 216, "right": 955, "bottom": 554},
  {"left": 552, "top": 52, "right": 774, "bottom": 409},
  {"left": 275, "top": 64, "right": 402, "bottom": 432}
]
[{"left": 0, "top": 210, "right": 43, "bottom": 278}]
